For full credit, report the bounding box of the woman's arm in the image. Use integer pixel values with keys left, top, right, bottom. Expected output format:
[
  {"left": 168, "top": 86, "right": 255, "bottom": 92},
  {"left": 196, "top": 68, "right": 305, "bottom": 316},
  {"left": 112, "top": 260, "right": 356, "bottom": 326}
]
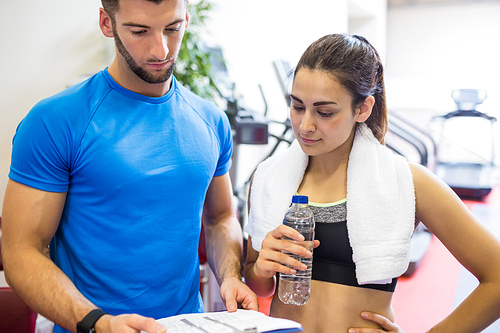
[
  {"left": 350, "top": 163, "right": 500, "bottom": 333},
  {"left": 244, "top": 236, "right": 278, "bottom": 297},
  {"left": 411, "top": 163, "right": 500, "bottom": 332}
]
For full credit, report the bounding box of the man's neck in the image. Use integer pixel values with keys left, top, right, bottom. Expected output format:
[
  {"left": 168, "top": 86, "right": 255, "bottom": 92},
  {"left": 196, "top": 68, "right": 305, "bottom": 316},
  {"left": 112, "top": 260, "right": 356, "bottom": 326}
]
[{"left": 107, "top": 60, "right": 173, "bottom": 97}]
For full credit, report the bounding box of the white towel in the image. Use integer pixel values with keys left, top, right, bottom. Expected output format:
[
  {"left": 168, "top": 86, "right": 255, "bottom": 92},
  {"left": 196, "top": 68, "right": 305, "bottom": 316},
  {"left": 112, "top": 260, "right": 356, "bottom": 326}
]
[{"left": 245, "top": 123, "right": 415, "bottom": 285}]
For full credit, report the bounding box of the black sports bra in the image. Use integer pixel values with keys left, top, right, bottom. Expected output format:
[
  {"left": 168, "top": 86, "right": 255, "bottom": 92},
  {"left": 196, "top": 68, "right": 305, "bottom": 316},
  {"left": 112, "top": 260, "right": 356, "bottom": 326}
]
[{"left": 310, "top": 199, "right": 398, "bottom": 292}]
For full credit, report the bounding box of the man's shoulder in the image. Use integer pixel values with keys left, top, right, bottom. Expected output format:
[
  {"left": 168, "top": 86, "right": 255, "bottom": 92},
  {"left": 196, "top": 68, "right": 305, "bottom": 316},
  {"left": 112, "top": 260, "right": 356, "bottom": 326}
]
[
  {"left": 19, "top": 71, "right": 112, "bottom": 141},
  {"left": 35, "top": 71, "right": 110, "bottom": 114},
  {"left": 173, "top": 80, "right": 224, "bottom": 116}
]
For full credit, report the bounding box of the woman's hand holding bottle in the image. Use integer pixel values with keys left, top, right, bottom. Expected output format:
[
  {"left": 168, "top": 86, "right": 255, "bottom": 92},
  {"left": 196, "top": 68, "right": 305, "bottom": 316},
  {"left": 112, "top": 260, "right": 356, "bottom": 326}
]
[{"left": 252, "top": 225, "right": 320, "bottom": 279}]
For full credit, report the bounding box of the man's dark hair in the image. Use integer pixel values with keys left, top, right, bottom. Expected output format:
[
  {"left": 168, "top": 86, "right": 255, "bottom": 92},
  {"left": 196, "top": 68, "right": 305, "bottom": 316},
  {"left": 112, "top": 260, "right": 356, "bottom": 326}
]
[{"left": 101, "top": 0, "right": 186, "bottom": 20}]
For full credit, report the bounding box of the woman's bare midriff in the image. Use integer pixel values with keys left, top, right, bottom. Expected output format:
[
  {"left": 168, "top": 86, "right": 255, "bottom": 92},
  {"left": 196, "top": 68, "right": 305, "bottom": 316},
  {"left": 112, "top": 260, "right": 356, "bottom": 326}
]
[{"left": 270, "top": 279, "right": 395, "bottom": 333}]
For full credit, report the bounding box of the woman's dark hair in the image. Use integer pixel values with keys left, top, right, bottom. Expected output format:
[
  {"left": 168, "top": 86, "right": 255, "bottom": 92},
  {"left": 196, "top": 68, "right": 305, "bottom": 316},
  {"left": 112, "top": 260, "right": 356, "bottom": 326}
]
[{"left": 294, "top": 34, "right": 387, "bottom": 144}]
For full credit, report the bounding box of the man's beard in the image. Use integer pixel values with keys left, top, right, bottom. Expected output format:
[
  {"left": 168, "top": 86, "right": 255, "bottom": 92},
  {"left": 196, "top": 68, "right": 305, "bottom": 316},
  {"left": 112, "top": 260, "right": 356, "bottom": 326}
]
[{"left": 113, "top": 27, "right": 177, "bottom": 84}]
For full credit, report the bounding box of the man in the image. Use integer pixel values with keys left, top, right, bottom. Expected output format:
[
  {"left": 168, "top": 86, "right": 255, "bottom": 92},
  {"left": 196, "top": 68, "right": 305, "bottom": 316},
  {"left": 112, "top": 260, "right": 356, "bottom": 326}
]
[{"left": 1, "top": 0, "right": 258, "bottom": 332}]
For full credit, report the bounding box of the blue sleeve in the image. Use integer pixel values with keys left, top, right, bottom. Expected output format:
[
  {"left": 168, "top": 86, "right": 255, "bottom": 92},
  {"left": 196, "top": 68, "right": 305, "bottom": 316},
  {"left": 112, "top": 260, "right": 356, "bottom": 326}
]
[
  {"left": 214, "top": 112, "right": 233, "bottom": 177},
  {"left": 9, "top": 99, "right": 73, "bottom": 192},
  {"left": 178, "top": 82, "right": 234, "bottom": 178}
]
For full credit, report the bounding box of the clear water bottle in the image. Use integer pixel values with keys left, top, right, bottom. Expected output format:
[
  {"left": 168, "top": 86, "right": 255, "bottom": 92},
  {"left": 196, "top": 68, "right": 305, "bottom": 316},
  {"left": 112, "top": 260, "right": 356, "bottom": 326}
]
[{"left": 278, "top": 195, "right": 315, "bottom": 306}]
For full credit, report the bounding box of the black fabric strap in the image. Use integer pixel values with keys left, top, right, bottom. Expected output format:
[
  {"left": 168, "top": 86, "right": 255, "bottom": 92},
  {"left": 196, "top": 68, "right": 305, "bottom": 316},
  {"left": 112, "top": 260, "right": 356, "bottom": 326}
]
[{"left": 77, "top": 308, "right": 108, "bottom": 333}]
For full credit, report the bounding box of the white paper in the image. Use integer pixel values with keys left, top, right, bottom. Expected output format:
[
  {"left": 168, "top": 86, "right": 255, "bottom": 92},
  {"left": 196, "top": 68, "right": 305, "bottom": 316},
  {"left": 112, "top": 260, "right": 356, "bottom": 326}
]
[{"left": 142, "top": 309, "right": 302, "bottom": 333}]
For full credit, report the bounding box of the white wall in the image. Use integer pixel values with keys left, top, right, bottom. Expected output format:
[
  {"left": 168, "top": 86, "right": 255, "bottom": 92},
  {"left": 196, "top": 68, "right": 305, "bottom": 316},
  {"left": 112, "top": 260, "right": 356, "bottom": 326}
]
[
  {"left": 385, "top": 1, "right": 500, "bottom": 114},
  {"left": 204, "top": 0, "right": 386, "bottom": 119},
  {"left": 208, "top": 0, "right": 349, "bottom": 108},
  {"left": 349, "top": 0, "right": 387, "bottom": 52}
]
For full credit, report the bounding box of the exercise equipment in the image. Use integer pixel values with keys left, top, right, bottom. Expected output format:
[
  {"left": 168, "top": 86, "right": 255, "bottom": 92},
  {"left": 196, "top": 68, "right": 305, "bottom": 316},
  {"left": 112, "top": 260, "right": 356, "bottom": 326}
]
[{"left": 432, "top": 89, "right": 497, "bottom": 200}]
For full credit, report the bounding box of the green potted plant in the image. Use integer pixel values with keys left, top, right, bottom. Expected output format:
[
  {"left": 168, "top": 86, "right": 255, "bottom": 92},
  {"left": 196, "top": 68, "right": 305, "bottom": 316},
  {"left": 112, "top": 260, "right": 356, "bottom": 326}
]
[{"left": 174, "top": 0, "right": 223, "bottom": 103}]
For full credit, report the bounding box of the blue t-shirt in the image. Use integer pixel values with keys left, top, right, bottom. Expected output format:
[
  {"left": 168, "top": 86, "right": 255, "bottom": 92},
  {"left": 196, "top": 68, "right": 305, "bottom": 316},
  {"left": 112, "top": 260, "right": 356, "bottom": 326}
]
[{"left": 9, "top": 69, "right": 233, "bottom": 330}]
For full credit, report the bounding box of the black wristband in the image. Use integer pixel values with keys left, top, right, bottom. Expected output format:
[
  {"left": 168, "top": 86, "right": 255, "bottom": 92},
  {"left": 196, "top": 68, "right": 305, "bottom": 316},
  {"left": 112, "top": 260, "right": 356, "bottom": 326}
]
[{"left": 76, "top": 308, "right": 108, "bottom": 333}]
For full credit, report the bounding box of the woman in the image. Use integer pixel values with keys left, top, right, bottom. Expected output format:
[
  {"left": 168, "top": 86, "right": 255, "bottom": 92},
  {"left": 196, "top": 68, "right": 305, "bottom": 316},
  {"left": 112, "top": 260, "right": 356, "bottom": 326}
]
[{"left": 243, "top": 34, "right": 500, "bottom": 332}]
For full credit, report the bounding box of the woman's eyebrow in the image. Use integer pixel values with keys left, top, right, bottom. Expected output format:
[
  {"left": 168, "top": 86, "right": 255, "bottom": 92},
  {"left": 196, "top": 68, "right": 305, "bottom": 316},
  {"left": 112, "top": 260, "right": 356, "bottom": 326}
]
[
  {"left": 290, "top": 94, "right": 337, "bottom": 106},
  {"left": 313, "top": 101, "right": 337, "bottom": 106},
  {"left": 290, "top": 94, "right": 303, "bottom": 104}
]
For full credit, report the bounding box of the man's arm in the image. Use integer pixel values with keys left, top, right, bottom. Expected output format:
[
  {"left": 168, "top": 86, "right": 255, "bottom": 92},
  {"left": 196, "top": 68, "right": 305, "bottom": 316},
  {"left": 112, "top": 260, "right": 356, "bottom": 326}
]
[
  {"left": 1, "top": 180, "right": 165, "bottom": 333},
  {"left": 202, "top": 173, "right": 258, "bottom": 312}
]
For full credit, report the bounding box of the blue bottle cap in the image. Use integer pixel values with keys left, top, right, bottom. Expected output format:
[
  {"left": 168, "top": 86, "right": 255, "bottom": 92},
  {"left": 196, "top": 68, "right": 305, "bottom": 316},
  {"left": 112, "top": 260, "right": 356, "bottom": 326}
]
[{"left": 292, "top": 195, "right": 308, "bottom": 204}]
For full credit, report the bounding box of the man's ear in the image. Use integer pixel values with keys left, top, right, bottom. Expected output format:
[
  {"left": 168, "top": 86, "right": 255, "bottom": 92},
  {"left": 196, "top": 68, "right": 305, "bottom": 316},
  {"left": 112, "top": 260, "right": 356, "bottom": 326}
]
[
  {"left": 99, "top": 8, "right": 114, "bottom": 38},
  {"left": 355, "top": 95, "right": 375, "bottom": 123},
  {"left": 184, "top": 1, "right": 190, "bottom": 29}
]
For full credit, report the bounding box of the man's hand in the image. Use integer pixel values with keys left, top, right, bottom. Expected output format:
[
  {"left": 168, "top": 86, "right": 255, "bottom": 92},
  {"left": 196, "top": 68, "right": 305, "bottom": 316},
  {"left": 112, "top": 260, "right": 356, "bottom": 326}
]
[
  {"left": 94, "top": 313, "right": 167, "bottom": 333},
  {"left": 219, "top": 276, "right": 259, "bottom": 312},
  {"left": 348, "top": 312, "right": 405, "bottom": 333}
]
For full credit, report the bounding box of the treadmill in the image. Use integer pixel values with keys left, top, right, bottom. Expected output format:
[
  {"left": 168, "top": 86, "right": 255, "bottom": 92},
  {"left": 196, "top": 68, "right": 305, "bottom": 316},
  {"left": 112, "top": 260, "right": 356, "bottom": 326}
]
[{"left": 433, "top": 89, "right": 497, "bottom": 200}]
